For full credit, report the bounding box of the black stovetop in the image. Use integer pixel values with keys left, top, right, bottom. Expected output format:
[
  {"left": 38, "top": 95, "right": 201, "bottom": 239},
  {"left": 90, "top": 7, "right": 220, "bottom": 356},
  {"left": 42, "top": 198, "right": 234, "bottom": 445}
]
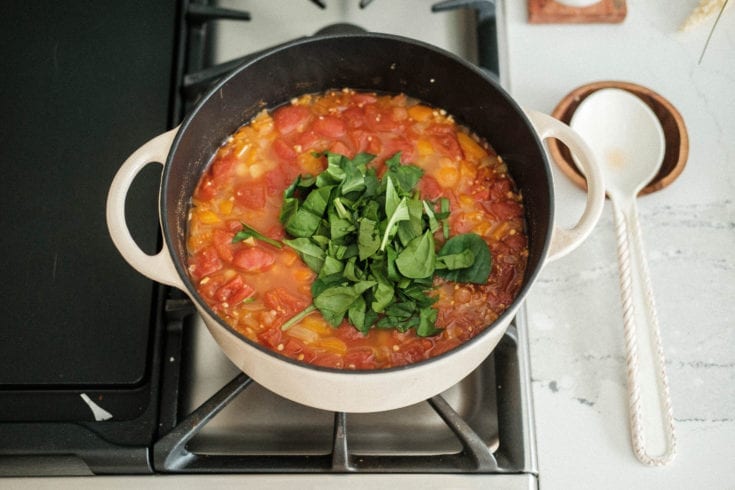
[
  {"left": 0, "top": 0, "right": 508, "bottom": 477},
  {"left": 0, "top": 0, "right": 178, "bottom": 474}
]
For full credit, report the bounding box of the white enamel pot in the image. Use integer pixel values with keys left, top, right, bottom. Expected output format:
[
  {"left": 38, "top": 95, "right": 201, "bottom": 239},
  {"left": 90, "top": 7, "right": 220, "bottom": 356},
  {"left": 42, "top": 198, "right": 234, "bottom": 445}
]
[{"left": 106, "top": 34, "right": 604, "bottom": 412}]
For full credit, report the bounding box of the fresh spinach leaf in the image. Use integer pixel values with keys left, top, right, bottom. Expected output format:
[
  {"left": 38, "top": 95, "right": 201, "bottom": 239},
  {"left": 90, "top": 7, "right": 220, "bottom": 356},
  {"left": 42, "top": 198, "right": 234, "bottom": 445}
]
[
  {"left": 397, "top": 197, "right": 425, "bottom": 246},
  {"left": 283, "top": 237, "right": 325, "bottom": 272},
  {"left": 358, "top": 218, "right": 380, "bottom": 261},
  {"left": 379, "top": 196, "right": 409, "bottom": 251},
  {"left": 384, "top": 152, "right": 424, "bottom": 194},
  {"left": 319, "top": 255, "right": 345, "bottom": 278},
  {"left": 284, "top": 207, "right": 323, "bottom": 238},
  {"left": 314, "top": 281, "right": 376, "bottom": 326},
  {"left": 395, "top": 230, "right": 436, "bottom": 279},
  {"left": 436, "top": 248, "right": 475, "bottom": 270},
  {"left": 437, "top": 233, "right": 492, "bottom": 284},
  {"left": 416, "top": 307, "right": 441, "bottom": 337}
]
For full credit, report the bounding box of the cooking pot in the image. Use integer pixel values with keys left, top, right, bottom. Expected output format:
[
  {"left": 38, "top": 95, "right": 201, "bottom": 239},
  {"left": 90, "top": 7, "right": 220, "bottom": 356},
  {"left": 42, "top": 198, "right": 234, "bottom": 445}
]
[{"left": 107, "top": 34, "right": 604, "bottom": 412}]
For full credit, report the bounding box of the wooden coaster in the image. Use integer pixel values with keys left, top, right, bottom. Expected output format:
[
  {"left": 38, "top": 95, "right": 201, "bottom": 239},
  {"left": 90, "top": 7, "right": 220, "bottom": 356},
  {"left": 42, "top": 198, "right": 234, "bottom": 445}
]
[
  {"left": 548, "top": 81, "right": 689, "bottom": 196},
  {"left": 528, "top": 0, "right": 627, "bottom": 24}
]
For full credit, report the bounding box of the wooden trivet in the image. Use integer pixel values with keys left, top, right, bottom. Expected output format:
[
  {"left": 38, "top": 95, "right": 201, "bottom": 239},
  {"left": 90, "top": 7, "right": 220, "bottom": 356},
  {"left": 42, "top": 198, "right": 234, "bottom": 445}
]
[{"left": 528, "top": 0, "right": 627, "bottom": 24}]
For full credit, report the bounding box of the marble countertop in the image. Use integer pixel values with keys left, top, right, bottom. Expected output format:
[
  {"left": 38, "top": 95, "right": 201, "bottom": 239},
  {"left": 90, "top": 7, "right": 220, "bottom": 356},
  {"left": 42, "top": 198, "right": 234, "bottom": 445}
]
[{"left": 501, "top": 1, "right": 734, "bottom": 488}]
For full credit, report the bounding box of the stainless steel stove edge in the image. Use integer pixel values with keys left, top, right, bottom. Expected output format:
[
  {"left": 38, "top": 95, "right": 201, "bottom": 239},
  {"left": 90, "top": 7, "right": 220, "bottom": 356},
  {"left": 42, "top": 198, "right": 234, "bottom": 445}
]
[{"left": 3, "top": 473, "right": 538, "bottom": 490}]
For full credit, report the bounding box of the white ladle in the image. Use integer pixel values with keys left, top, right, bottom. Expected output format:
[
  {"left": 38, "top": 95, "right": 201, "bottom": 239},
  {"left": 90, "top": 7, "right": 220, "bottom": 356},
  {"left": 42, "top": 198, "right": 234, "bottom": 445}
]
[{"left": 570, "top": 88, "right": 676, "bottom": 466}]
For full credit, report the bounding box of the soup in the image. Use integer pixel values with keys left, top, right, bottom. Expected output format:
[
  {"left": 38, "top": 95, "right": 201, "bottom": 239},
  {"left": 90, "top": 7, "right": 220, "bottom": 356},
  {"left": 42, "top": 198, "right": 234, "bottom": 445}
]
[{"left": 186, "top": 89, "right": 527, "bottom": 369}]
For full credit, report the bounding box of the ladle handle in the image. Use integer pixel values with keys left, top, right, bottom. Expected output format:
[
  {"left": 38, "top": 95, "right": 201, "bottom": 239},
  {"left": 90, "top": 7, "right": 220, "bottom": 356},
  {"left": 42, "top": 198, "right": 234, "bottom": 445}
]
[{"left": 612, "top": 198, "right": 676, "bottom": 466}]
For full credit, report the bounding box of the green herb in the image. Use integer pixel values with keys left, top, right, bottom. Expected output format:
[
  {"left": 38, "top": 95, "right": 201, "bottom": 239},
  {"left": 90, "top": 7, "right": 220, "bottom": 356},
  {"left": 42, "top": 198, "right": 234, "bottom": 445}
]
[
  {"left": 278, "top": 151, "right": 492, "bottom": 336},
  {"left": 437, "top": 233, "right": 492, "bottom": 284},
  {"left": 395, "top": 230, "right": 436, "bottom": 279},
  {"left": 280, "top": 304, "right": 317, "bottom": 331},
  {"left": 232, "top": 223, "right": 282, "bottom": 248}
]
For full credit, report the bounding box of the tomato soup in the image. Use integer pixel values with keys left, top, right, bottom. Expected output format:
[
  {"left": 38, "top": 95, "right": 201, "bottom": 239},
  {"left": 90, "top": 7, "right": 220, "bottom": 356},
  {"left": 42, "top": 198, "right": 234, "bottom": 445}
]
[{"left": 186, "top": 89, "right": 527, "bottom": 369}]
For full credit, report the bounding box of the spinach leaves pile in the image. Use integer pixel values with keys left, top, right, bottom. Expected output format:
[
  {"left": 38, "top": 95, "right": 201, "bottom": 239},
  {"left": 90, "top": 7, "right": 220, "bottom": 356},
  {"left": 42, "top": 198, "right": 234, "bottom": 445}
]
[{"left": 279, "top": 152, "right": 492, "bottom": 337}]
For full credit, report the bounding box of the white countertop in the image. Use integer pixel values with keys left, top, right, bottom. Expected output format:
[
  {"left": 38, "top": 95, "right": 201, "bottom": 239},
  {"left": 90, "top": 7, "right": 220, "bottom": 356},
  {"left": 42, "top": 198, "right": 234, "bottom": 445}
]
[{"left": 502, "top": 1, "right": 735, "bottom": 488}]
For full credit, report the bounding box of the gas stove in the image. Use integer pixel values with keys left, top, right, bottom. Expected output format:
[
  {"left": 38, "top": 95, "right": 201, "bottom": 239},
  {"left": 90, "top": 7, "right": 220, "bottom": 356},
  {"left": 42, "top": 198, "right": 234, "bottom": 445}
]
[{"left": 0, "top": 1, "right": 537, "bottom": 487}]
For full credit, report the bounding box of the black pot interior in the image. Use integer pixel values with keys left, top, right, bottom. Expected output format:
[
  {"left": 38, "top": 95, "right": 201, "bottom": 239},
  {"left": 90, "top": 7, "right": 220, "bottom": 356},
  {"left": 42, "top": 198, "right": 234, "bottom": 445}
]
[{"left": 162, "top": 33, "right": 552, "bottom": 341}]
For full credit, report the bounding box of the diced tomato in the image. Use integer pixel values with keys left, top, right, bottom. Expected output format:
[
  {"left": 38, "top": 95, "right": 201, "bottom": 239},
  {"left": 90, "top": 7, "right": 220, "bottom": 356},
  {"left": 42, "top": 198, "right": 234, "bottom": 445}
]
[
  {"left": 424, "top": 123, "right": 464, "bottom": 159},
  {"left": 234, "top": 182, "right": 267, "bottom": 209},
  {"left": 190, "top": 246, "right": 222, "bottom": 280},
  {"left": 226, "top": 220, "right": 244, "bottom": 232},
  {"left": 329, "top": 140, "right": 354, "bottom": 158},
  {"left": 312, "top": 352, "right": 343, "bottom": 368},
  {"left": 213, "top": 228, "right": 234, "bottom": 262},
  {"left": 393, "top": 338, "right": 431, "bottom": 365},
  {"left": 211, "top": 154, "right": 237, "bottom": 181},
  {"left": 418, "top": 175, "right": 442, "bottom": 200},
  {"left": 273, "top": 138, "right": 297, "bottom": 164},
  {"left": 470, "top": 184, "right": 491, "bottom": 201},
  {"left": 334, "top": 323, "right": 367, "bottom": 342},
  {"left": 258, "top": 326, "right": 282, "bottom": 348},
  {"left": 349, "top": 130, "right": 367, "bottom": 153},
  {"left": 382, "top": 136, "right": 416, "bottom": 163},
  {"left": 273, "top": 105, "right": 310, "bottom": 134},
  {"left": 194, "top": 174, "right": 217, "bottom": 201},
  {"left": 263, "top": 287, "right": 309, "bottom": 316},
  {"left": 431, "top": 338, "right": 462, "bottom": 357},
  {"left": 503, "top": 232, "right": 527, "bottom": 251},
  {"left": 492, "top": 264, "right": 514, "bottom": 291},
  {"left": 195, "top": 156, "right": 237, "bottom": 202},
  {"left": 365, "top": 104, "right": 399, "bottom": 132},
  {"left": 342, "top": 106, "right": 365, "bottom": 128},
  {"left": 215, "top": 275, "right": 255, "bottom": 304},
  {"left": 450, "top": 213, "right": 475, "bottom": 234},
  {"left": 198, "top": 273, "right": 224, "bottom": 300},
  {"left": 344, "top": 347, "right": 377, "bottom": 369},
  {"left": 267, "top": 161, "right": 304, "bottom": 195},
  {"left": 485, "top": 201, "right": 524, "bottom": 220},
  {"left": 264, "top": 167, "right": 283, "bottom": 196},
  {"left": 312, "top": 115, "right": 346, "bottom": 138},
  {"left": 295, "top": 130, "right": 322, "bottom": 152},
  {"left": 266, "top": 225, "right": 286, "bottom": 241},
  {"left": 488, "top": 179, "right": 513, "bottom": 198},
  {"left": 430, "top": 133, "right": 463, "bottom": 159},
  {"left": 232, "top": 246, "right": 276, "bottom": 272},
  {"left": 282, "top": 338, "right": 305, "bottom": 356}
]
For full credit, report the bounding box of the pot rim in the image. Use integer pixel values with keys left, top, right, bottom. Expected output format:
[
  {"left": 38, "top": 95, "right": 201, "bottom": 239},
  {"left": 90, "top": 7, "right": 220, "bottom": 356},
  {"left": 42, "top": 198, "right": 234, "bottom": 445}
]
[{"left": 160, "top": 32, "right": 553, "bottom": 375}]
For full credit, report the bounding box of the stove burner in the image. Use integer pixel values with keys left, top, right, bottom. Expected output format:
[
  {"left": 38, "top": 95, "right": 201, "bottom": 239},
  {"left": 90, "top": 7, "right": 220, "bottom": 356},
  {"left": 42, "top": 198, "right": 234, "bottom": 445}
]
[{"left": 154, "top": 323, "right": 533, "bottom": 474}]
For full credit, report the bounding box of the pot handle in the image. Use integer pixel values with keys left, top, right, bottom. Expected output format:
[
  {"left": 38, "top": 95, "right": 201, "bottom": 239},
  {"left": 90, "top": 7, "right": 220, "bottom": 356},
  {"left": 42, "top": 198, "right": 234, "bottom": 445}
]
[
  {"left": 525, "top": 110, "right": 605, "bottom": 262},
  {"left": 106, "top": 128, "right": 185, "bottom": 290}
]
